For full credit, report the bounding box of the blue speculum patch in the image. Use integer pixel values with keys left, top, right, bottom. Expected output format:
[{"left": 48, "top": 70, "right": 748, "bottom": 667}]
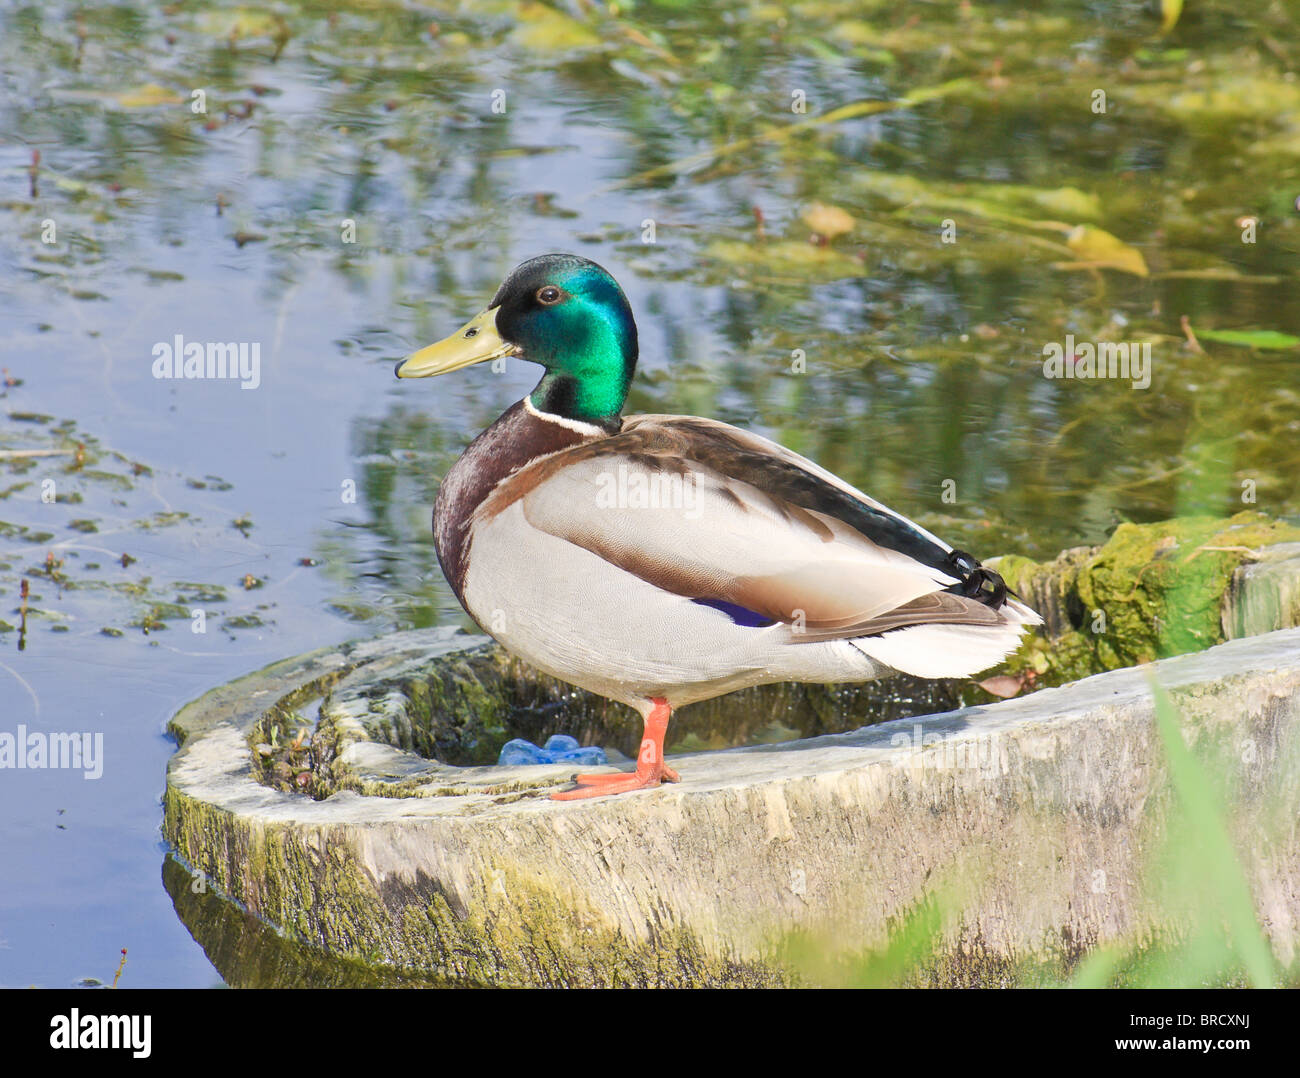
[{"left": 691, "top": 598, "right": 777, "bottom": 628}]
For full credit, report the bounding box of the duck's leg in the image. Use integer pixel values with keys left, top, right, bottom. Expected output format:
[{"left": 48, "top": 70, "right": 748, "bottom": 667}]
[{"left": 551, "top": 697, "right": 679, "bottom": 800}]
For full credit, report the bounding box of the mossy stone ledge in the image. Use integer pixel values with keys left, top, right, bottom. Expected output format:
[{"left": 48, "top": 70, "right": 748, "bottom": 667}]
[{"left": 163, "top": 518, "right": 1300, "bottom": 986}]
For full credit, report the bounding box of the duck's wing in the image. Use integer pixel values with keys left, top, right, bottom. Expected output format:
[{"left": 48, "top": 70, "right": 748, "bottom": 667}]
[{"left": 476, "top": 413, "right": 1035, "bottom": 644}]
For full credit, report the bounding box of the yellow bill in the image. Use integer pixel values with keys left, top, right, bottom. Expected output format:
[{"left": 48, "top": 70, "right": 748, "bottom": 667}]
[{"left": 394, "top": 307, "right": 517, "bottom": 378}]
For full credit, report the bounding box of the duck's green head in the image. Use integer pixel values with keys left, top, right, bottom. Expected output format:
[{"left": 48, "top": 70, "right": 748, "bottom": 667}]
[{"left": 395, "top": 253, "right": 637, "bottom": 424}]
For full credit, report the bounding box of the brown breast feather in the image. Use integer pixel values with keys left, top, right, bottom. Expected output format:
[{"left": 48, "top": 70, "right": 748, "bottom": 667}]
[{"left": 434, "top": 401, "right": 609, "bottom": 603}]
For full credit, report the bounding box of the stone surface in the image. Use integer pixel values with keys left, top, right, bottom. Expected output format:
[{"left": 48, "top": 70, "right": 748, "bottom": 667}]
[
  {"left": 164, "top": 623, "right": 1300, "bottom": 986},
  {"left": 1224, "top": 542, "right": 1300, "bottom": 640}
]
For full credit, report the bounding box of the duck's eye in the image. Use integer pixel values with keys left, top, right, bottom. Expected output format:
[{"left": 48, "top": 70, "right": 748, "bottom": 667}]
[{"left": 536, "top": 285, "right": 563, "bottom": 306}]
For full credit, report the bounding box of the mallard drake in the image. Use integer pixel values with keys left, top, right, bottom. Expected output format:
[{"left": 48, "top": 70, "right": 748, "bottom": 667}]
[{"left": 396, "top": 254, "right": 1042, "bottom": 800}]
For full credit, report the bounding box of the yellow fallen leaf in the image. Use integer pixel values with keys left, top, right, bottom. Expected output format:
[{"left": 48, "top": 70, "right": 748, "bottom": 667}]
[
  {"left": 1064, "top": 225, "right": 1149, "bottom": 277},
  {"left": 113, "top": 83, "right": 183, "bottom": 108},
  {"left": 802, "top": 202, "right": 856, "bottom": 240},
  {"left": 708, "top": 239, "right": 862, "bottom": 280},
  {"left": 1160, "top": 0, "right": 1183, "bottom": 34},
  {"left": 513, "top": 2, "right": 600, "bottom": 51},
  {"left": 197, "top": 9, "right": 288, "bottom": 42}
]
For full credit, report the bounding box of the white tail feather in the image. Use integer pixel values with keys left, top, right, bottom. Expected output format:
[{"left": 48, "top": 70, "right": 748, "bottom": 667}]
[{"left": 850, "top": 598, "right": 1043, "bottom": 679}]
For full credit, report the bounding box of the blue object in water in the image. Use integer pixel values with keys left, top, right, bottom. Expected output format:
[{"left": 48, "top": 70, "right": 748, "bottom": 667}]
[{"left": 497, "top": 734, "right": 608, "bottom": 767}]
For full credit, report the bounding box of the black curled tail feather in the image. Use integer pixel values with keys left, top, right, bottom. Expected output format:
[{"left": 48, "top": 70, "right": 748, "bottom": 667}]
[{"left": 945, "top": 548, "right": 1008, "bottom": 609}]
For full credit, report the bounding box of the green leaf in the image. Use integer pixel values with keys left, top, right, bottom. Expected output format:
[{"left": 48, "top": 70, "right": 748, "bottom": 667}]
[{"left": 1192, "top": 328, "right": 1300, "bottom": 350}]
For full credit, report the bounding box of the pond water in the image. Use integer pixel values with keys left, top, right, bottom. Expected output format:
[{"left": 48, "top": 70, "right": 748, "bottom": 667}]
[{"left": 1, "top": 0, "right": 1297, "bottom": 987}]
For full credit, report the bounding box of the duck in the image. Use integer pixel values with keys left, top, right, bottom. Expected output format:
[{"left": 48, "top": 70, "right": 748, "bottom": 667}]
[{"left": 396, "top": 253, "right": 1042, "bottom": 800}]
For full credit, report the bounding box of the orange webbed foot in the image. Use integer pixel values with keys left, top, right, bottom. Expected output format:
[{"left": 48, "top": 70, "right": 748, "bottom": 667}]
[
  {"left": 551, "top": 770, "right": 669, "bottom": 800},
  {"left": 550, "top": 698, "right": 679, "bottom": 801}
]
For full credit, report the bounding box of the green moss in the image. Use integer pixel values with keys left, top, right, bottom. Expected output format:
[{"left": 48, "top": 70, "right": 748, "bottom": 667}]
[
  {"left": 1000, "top": 513, "right": 1300, "bottom": 687},
  {"left": 991, "top": 553, "right": 1045, "bottom": 595},
  {"left": 221, "top": 614, "right": 263, "bottom": 630}
]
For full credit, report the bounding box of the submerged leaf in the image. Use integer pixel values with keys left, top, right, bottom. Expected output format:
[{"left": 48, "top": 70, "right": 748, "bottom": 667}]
[
  {"left": 987, "top": 184, "right": 1102, "bottom": 222},
  {"left": 513, "top": 2, "right": 601, "bottom": 51},
  {"left": 1064, "top": 225, "right": 1149, "bottom": 277},
  {"left": 113, "top": 84, "right": 183, "bottom": 109},
  {"left": 196, "top": 9, "right": 289, "bottom": 44},
  {"left": 706, "top": 239, "right": 862, "bottom": 280},
  {"left": 1160, "top": 0, "right": 1184, "bottom": 34},
  {"left": 802, "top": 202, "right": 855, "bottom": 240}
]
